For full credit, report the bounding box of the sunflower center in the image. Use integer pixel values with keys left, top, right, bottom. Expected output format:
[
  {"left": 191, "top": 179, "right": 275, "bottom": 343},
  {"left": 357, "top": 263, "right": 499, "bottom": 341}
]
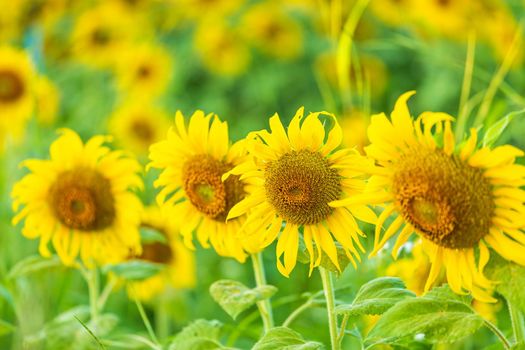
[
  {"left": 0, "top": 70, "right": 24, "bottom": 103},
  {"left": 265, "top": 150, "right": 341, "bottom": 225},
  {"left": 48, "top": 168, "right": 116, "bottom": 231},
  {"left": 182, "top": 155, "right": 245, "bottom": 222},
  {"left": 139, "top": 241, "right": 173, "bottom": 264},
  {"left": 91, "top": 28, "right": 111, "bottom": 46},
  {"left": 130, "top": 118, "right": 155, "bottom": 144},
  {"left": 137, "top": 65, "right": 152, "bottom": 79},
  {"left": 392, "top": 147, "right": 494, "bottom": 249}
]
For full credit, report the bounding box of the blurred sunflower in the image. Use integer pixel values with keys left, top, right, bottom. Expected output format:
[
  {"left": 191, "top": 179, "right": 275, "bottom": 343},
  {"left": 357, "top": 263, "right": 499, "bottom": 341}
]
[
  {"left": 176, "top": 0, "right": 244, "bottom": 20},
  {"left": 355, "top": 91, "right": 525, "bottom": 302},
  {"left": 127, "top": 206, "right": 195, "bottom": 301},
  {"left": 12, "top": 129, "right": 143, "bottom": 266},
  {"left": 148, "top": 111, "right": 252, "bottom": 262},
  {"left": 108, "top": 102, "right": 170, "bottom": 157},
  {"left": 71, "top": 3, "right": 145, "bottom": 68},
  {"left": 240, "top": 2, "right": 302, "bottom": 60},
  {"left": 0, "top": 46, "right": 35, "bottom": 149},
  {"left": 340, "top": 110, "right": 370, "bottom": 153},
  {"left": 226, "top": 108, "right": 376, "bottom": 277},
  {"left": 34, "top": 75, "right": 60, "bottom": 126},
  {"left": 370, "top": 0, "right": 416, "bottom": 27},
  {"left": 194, "top": 20, "right": 250, "bottom": 77},
  {"left": 114, "top": 44, "right": 172, "bottom": 99}
]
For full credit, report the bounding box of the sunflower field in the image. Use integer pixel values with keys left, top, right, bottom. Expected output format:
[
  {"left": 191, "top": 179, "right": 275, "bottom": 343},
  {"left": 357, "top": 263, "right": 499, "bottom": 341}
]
[{"left": 3, "top": 0, "right": 525, "bottom": 349}]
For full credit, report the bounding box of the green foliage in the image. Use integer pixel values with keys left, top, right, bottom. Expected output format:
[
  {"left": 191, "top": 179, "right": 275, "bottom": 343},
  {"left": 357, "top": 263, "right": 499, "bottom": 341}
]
[
  {"left": 139, "top": 226, "right": 168, "bottom": 244},
  {"left": 102, "top": 260, "right": 163, "bottom": 281},
  {"left": 486, "top": 254, "right": 525, "bottom": 312},
  {"left": 335, "top": 277, "right": 415, "bottom": 317},
  {"left": 252, "top": 327, "right": 324, "bottom": 350},
  {"left": 209, "top": 280, "right": 277, "bottom": 320},
  {"left": 483, "top": 108, "right": 525, "bottom": 147},
  {"left": 366, "top": 285, "right": 483, "bottom": 346},
  {"left": 7, "top": 255, "right": 62, "bottom": 279},
  {"left": 168, "top": 319, "right": 237, "bottom": 350}
]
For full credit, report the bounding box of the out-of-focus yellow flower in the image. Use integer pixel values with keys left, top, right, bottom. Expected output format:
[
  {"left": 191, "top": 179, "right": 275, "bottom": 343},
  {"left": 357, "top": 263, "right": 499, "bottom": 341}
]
[
  {"left": 370, "top": 0, "right": 416, "bottom": 27},
  {"left": 481, "top": 9, "right": 522, "bottom": 65},
  {"left": 0, "top": 46, "right": 35, "bottom": 149},
  {"left": 34, "top": 75, "right": 60, "bottom": 126},
  {"left": 0, "top": 2, "right": 23, "bottom": 42},
  {"left": 241, "top": 2, "right": 302, "bottom": 60},
  {"left": 315, "top": 52, "right": 388, "bottom": 98},
  {"left": 17, "top": 0, "right": 67, "bottom": 29},
  {"left": 194, "top": 20, "right": 250, "bottom": 77},
  {"left": 176, "top": 0, "right": 244, "bottom": 21},
  {"left": 340, "top": 110, "right": 369, "bottom": 153},
  {"left": 108, "top": 102, "right": 170, "bottom": 157},
  {"left": 114, "top": 44, "right": 172, "bottom": 99},
  {"left": 71, "top": 3, "right": 146, "bottom": 69},
  {"left": 127, "top": 206, "right": 196, "bottom": 301},
  {"left": 12, "top": 129, "right": 143, "bottom": 267},
  {"left": 385, "top": 241, "right": 432, "bottom": 296}
]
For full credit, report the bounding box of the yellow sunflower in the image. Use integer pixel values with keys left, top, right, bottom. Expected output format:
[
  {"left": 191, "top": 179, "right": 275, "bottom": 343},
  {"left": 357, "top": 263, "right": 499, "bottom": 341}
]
[
  {"left": 114, "top": 44, "right": 172, "bottom": 99},
  {"left": 240, "top": 2, "right": 303, "bottom": 60},
  {"left": 226, "top": 108, "right": 377, "bottom": 277},
  {"left": 350, "top": 91, "right": 525, "bottom": 302},
  {"left": 12, "top": 129, "right": 143, "bottom": 266},
  {"left": 127, "top": 205, "right": 196, "bottom": 301},
  {"left": 194, "top": 19, "right": 250, "bottom": 77},
  {"left": 0, "top": 46, "right": 35, "bottom": 148},
  {"left": 176, "top": 0, "right": 244, "bottom": 21},
  {"left": 108, "top": 102, "right": 170, "bottom": 157},
  {"left": 71, "top": 3, "right": 145, "bottom": 68},
  {"left": 148, "top": 111, "right": 253, "bottom": 262},
  {"left": 34, "top": 75, "right": 60, "bottom": 126}
]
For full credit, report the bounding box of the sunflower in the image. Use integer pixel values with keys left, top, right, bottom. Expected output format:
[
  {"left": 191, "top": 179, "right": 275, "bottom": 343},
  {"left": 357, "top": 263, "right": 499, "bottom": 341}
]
[
  {"left": 194, "top": 19, "right": 250, "bottom": 77},
  {"left": 340, "top": 110, "right": 370, "bottom": 153},
  {"left": 71, "top": 3, "right": 145, "bottom": 68},
  {"left": 176, "top": 0, "right": 244, "bottom": 21},
  {"left": 12, "top": 129, "right": 143, "bottom": 266},
  {"left": 240, "top": 2, "right": 303, "bottom": 60},
  {"left": 108, "top": 102, "right": 170, "bottom": 157},
  {"left": 349, "top": 91, "right": 525, "bottom": 302},
  {"left": 127, "top": 205, "right": 196, "bottom": 301},
  {"left": 114, "top": 44, "right": 172, "bottom": 99},
  {"left": 225, "top": 108, "right": 377, "bottom": 277},
  {"left": 34, "top": 75, "right": 60, "bottom": 126},
  {"left": 0, "top": 46, "right": 35, "bottom": 149},
  {"left": 148, "top": 111, "right": 252, "bottom": 262}
]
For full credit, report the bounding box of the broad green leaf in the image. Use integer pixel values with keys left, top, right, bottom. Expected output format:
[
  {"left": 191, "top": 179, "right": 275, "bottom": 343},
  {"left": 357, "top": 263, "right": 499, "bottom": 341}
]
[
  {"left": 8, "top": 255, "right": 62, "bottom": 279},
  {"left": 102, "top": 260, "right": 163, "bottom": 281},
  {"left": 252, "top": 327, "right": 324, "bottom": 350},
  {"left": 482, "top": 108, "right": 525, "bottom": 147},
  {"left": 169, "top": 319, "right": 238, "bottom": 350},
  {"left": 139, "top": 226, "right": 167, "bottom": 244},
  {"left": 485, "top": 254, "right": 525, "bottom": 312},
  {"left": 366, "top": 285, "right": 483, "bottom": 345},
  {"left": 0, "top": 319, "right": 15, "bottom": 337},
  {"left": 210, "top": 280, "right": 277, "bottom": 320},
  {"left": 335, "top": 277, "right": 415, "bottom": 317}
]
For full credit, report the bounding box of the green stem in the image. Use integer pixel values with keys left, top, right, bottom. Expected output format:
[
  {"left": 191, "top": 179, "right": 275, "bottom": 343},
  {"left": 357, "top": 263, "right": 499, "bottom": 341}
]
[
  {"left": 337, "top": 313, "right": 350, "bottom": 346},
  {"left": 155, "top": 295, "right": 170, "bottom": 341},
  {"left": 251, "top": 253, "right": 274, "bottom": 332},
  {"left": 319, "top": 267, "right": 340, "bottom": 350},
  {"left": 134, "top": 297, "right": 160, "bottom": 346},
  {"left": 81, "top": 267, "right": 100, "bottom": 322},
  {"left": 282, "top": 300, "right": 313, "bottom": 327},
  {"left": 483, "top": 319, "right": 511, "bottom": 350},
  {"left": 508, "top": 301, "right": 525, "bottom": 345}
]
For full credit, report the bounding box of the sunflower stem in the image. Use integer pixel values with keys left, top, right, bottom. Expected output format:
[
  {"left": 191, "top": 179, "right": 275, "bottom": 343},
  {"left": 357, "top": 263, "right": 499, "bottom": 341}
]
[
  {"left": 251, "top": 252, "right": 274, "bottom": 333},
  {"left": 81, "top": 267, "right": 100, "bottom": 323},
  {"left": 319, "top": 267, "right": 340, "bottom": 350},
  {"left": 508, "top": 301, "right": 525, "bottom": 345},
  {"left": 483, "top": 319, "right": 511, "bottom": 349}
]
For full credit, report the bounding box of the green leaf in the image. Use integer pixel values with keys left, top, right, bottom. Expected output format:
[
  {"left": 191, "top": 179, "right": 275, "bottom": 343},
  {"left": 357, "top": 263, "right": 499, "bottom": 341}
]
[
  {"left": 482, "top": 108, "right": 525, "bottom": 147},
  {"left": 210, "top": 280, "right": 277, "bottom": 320},
  {"left": 485, "top": 254, "right": 525, "bottom": 312},
  {"left": 8, "top": 255, "right": 62, "bottom": 279},
  {"left": 102, "top": 260, "right": 163, "bottom": 281},
  {"left": 0, "top": 319, "right": 15, "bottom": 337},
  {"left": 139, "top": 226, "right": 167, "bottom": 244},
  {"left": 366, "top": 285, "right": 483, "bottom": 345},
  {"left": 252, "top": 327, "right": 325, "bottom": 350},
  {"left": 169, "top": 319, "right": 238, "bottom": 350},
  {"left": 335, "top": 277, "right": 415, "bottom": 317}
]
